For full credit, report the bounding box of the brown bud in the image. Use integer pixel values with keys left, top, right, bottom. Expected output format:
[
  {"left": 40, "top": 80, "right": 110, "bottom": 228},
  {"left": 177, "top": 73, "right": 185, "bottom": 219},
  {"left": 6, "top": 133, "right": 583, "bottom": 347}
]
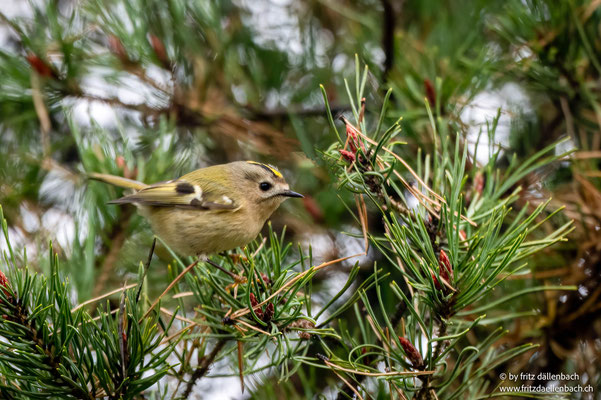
[
  {"left": 302, "top": 195, "right": 324, "bottom": 223},
  {"left": 262, "top": 303, "right": 274, "bottom": 323},
  {"left": 259, "top": 272, "right": 271, "bottom": 287},
  {"left": 288, "top": 319, "right": 315, "bottom": 340},
  {"left": 249, "top": 293, "right": 263, "bottom": 320},
  {"left": 473, "top": 172, "right": 485, "bottom": 195},
  {"left": 115, "top": 156, "right": 137, "bottom": 180},
  {"left": 116, "top": 155, "right": 126, "bottom": 169},
  {"left": 148, "top": 34, "right": 170, "bottom": 69},
  {"left": 26, "top": 53, "right": 58, "bottom": 79},
  {"left": 108, "top": 35, "right": 130, "bottom": 64},
  {"left": 438, "top": 249, "right": 453, "bottom": 283},
  {"left": 398, "top": 336, "right": 424, "bottom": 369},
  {"left": 424, "top": 79, "right": 436, "bottom": 107},
  {"left": 249, "top": 293, "right": 258, "bottom": 306}
]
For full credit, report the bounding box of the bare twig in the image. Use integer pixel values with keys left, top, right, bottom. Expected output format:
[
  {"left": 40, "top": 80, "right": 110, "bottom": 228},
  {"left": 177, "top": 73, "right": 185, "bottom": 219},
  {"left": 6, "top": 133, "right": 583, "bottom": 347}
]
[
  {"left": 140, "top": 259, "right": 199, "bottom": 322},
  {"left": 72, "top": 283, "right": 137, "bottom": 312},
  {"left": 182, "top": 338, "right": 227, "bottom": 398}
]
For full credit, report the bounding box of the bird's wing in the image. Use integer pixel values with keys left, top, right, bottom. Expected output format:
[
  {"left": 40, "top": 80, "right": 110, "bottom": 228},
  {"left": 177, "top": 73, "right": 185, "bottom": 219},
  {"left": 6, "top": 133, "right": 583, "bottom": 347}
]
[{"left": 108, "top": 178, "right": 239, "bottom": 210}]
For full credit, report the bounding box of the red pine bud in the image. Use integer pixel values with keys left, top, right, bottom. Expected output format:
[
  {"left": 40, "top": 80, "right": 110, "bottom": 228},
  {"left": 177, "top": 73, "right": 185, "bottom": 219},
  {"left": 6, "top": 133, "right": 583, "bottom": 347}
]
[
  {"left": 431, "top": 272, "right": 442, "bottom": 290},
  {"left": 0, "top": 270, "right": 8, "bottom": 288},
  {"left": 398, "top": 336, "right": 424, "bottom": 369},
  {"left": 424, "top": 79, "right": 436, "bottom": 107},
  {"left": 339, "top": 149, "right": 356, "bottom": 163},
  {"left": 289, "top": 319, "right": 314, "bottom": 340},
  {"left": 0, "top": 270, "right": 10, "bottom": 302},
  {"left": 249, "top": 293, "right": 263, "bottom": 320},
  {"left": 343, "top": 121, "right": 366, "bottom": 153},
  {"left": 148, "top": 34, "right": 170, "bottom": 69},
  {"left": 116, "top": 156, "right": 126, "bottom": 169},
  {"left": 108, "top": 35, "right": 130, "bottom": 64},
  {"left": 473, "top": 172, "right": 484, "bottom": 195},
  {"left": 259, "top": 272, "right": 271, "bottom": 286},
  {"left": 302, "top": 195, "right": 324, "bottom": 223},
  {"left": 26, "top": 53, "right": 57, "bottom": 79},
  {"left": 438, "top": 249, "right": 453, "bottom": 283},
  {"left": 263, "top": 303, "right": 274, "bottom": 323},
  {"left": 115, "top": 156, "right": 137, "bottom": 180}
]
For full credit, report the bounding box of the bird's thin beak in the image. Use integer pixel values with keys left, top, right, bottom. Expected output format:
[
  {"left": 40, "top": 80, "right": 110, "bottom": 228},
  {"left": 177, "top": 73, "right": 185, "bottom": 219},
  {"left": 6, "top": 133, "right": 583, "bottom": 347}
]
[{"left": 281, "top": 190, "right": 304, "bottom": 198}]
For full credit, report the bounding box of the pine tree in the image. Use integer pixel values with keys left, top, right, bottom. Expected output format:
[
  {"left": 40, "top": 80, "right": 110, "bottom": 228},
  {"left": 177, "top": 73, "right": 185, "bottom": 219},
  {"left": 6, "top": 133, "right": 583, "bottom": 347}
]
[{"left": 1, "top": 0, "right": 599, "bottom": 399}]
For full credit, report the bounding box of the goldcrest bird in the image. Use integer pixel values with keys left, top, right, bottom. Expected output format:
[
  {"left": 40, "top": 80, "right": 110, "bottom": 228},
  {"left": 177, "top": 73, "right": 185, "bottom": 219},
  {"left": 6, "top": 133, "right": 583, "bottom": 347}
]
[{"left": 90, "top": 161, "right": 303, "bottom": 256}]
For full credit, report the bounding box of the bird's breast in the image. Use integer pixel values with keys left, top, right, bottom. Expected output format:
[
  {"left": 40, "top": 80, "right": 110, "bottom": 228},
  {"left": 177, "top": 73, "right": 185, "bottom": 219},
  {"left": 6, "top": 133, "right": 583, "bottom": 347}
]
[{"left": 144, "top": 206, "right": 266, "bottom": 256}]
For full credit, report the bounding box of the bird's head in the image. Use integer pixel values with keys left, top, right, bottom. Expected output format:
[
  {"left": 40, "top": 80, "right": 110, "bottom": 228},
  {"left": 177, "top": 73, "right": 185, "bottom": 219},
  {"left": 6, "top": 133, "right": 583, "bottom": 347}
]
[{"left": 232, "top": 161, "right": 303, "bottom": 217}]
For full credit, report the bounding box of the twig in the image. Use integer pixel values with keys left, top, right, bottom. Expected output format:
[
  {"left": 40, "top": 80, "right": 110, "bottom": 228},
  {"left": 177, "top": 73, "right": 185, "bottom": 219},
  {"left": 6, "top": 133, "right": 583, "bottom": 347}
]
[
  {"left": 160, "top": 325, "right": 194, "bottom": 346},
  {"left": 236, "top": 319, "right": 271, "bottom": 336},
  {"left": 182, "top": 338, "right": 227, "bottom": 398},
  {"left": 205, "top": 259, "right": 245, "bottom": 281},
  {"left": 72, "top": 283, "right": 137, "bottom": 312},
  {"left": 415, "top": 322, "right": 448, "bottom": 400},
  {"left": 331, "top": 367, "right": 365, "bottom": 400},
  {"left": 159, "top": 307, "right": 197, "bottom": 325},
  {"left": 140, "top": 259, "right": 199, "bottom": 322}
]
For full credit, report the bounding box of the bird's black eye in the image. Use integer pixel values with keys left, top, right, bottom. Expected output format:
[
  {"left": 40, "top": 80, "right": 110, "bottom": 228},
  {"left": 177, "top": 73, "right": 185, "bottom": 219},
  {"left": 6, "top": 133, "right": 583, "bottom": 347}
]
[{"left": 259, "top": 182, "right": 272, "bottom": 191}]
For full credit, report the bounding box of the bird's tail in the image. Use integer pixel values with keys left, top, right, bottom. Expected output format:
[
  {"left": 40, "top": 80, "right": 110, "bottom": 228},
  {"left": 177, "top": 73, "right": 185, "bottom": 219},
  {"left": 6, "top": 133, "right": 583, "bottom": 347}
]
[{"left": 88, "top": 172, "right": 148, "bottom": 191}]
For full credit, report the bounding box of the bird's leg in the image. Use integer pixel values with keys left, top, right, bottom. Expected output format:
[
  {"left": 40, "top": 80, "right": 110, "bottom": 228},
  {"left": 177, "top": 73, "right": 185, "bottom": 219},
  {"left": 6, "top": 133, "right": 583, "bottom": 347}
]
[
  {"left": 203, "top": 258, "right": 247, "bottom": 285},
  {"left": 135, "top": 238, "right": 156, "bottom": 303},
  {"left": 200, "top": 255, "right": 247, "bottom": 298},
  {"left": 220, "top": 251, "right": 248, "bottom": 265}
]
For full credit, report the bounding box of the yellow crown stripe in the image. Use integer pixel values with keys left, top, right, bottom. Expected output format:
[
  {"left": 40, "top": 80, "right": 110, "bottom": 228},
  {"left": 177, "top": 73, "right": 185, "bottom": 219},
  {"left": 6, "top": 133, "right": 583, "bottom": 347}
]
[{"left": 246, "top": 161, "right": 283, "bottom": 178}]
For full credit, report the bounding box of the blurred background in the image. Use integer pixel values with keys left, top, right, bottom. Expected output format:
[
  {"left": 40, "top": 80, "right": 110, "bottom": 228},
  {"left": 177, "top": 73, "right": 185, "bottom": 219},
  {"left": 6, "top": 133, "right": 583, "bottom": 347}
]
[{"left": 1, "top": 0, "right": 600, "bottom": 398}]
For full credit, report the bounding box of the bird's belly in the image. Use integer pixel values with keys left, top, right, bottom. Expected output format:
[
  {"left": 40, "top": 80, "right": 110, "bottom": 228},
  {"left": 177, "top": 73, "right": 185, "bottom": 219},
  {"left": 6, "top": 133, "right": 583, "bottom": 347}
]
[{"left": 142, "top": 207, "right": 262, "bottom": 256}]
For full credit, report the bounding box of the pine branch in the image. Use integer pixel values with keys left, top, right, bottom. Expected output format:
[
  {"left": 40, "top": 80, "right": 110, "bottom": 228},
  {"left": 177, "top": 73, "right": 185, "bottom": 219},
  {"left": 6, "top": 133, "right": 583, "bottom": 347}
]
[
  {"left": 182, "top": 338, "right": 227, "bottom": 398},
  {"left": 2, "top": 290, "right": 93, "bottom": 399}
]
